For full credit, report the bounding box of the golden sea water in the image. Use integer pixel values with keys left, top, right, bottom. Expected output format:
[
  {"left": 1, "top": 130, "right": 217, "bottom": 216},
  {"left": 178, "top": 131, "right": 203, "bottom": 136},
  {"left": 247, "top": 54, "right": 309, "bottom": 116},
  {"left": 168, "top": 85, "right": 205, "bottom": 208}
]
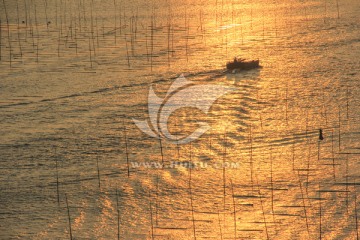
[{"left": 0, "top": 0, "right": 360, "bottom": 239}]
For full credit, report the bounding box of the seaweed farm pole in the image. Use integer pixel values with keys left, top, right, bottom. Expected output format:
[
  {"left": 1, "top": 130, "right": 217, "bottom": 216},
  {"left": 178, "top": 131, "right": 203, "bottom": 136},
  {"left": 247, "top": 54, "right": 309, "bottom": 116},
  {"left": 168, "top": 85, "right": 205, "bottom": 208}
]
[
  {"left": 256, "top": 177, "right": 270, "bottom": 240},
  {"left": 16, "top": 0, "right": 23, "bottom": 58},
  {"left": 159, "top": 138, "right": 164, "bottom": 166},
  {"left": 239, "top": 8, "right": 243, "bottom": 44},
  {"left": 167, "top": 20, "right": 171, "bottom": 67},
  {"left": 222, "top": 132, "right": 227, "bottom": 211},
  {"left": 24, "top": 0, "right": 28, "bottom": 31},
  {"left": 55, "top": 0, "right": 58, "bottom": 27},
  {"left": 74, "top": 21, "right": 78, "bottom": 55},
  {"left": 338, "top": 107, "right": 341, "bottom": 151},
  {"left": 262, "top": 10, "right": 265, "bottom": 41},
  {"left": 145, "top": 24, "right": 149, "bottom": 62},
  {"left": 285, "top": 83, "right": 289, "bottom": 125},
  {"left": 44, "top": 0, "right": 49, "bottom": 33},
  {"left": 65, "top": 194, "right": 73, "bottom": 240},
  {"left": 114, "top": 0, "right": 117, "bottom": 44},
  {"left": 319, "top": 184, "right": 322, "bottom": 240},
  {"left": 274, "top": 0, "right": 278, "bottom": 37},
  {"left": 119, "top": 0, "right": 122, "bottom": 35},
  {"left": 34, "top": 2, "right": 39, "bottom": 63},
  {"left": 355, "top": 187, "right": 359, "bottom": 240},
  {"left": 249, "top": 125, "right": 254, "bottom": 192},
  {"left": 270, "top": 148, "right": 275, "bottom": 222},
  {"left": 96, "top": 156, "right": 101, "bottom": 190},
  {"left": 185, "top": 5, "right": 189, "bottom": 62},
  {"left": 346, "top": 154, "right": 349, "bottom": 213},
  {"left": 0, "top": 19, "right": 2, "bottom": 62},
  {"left": 336, "top": 0, "right": 340, "bottom": 19},
  {"left": 57, "top": 27, "right": 61, "bottom": 57},
  {"left": 2, "top": 0, "right": 12, "bottom": 67},
  {"left": 216, "top": 204, "right": 223, "bottom": 240},
  {"left": 230, "top": 179, "right": 237, "bottom": 240},
  {"left": 188, "top": 142, "right": 197, "bottom": 240},
  {"left": 331, "top": 129, "right": 336, "bottom": 180},
  {"left": 124, "top": 32, "right": 130, "bottom": 68},
  {"left": 55, "top": 148, "right": 60, "bottom": 206},
  {"left": 150, "top": 8, "right": 154, "bottom": 71},
  {"left": 297, "top": 171, "right": 310, "bottom": 236},
  {"left": 292, "top": 140, "right": 296, "bottom": 170},
  {"left": 116, "top": 189, "right": 120, "bottom": 240},
  {"left": 95, "top": 17, "right": 99, "bottom": 48},
  {"left": 155, "top": 175, "right": 160, "bottom": 225},
  {"left": 346, "top": 85, "right": 350, "bottom": 120},
  {"left": 148, "top": 191, "right": 155, "bottom": 240},
  {"left": 123, "top": 121, "right": 130, "bottom": 177},
  {"left": 324, "top": 0, "right": 327, "bottom": 23},
  {"left": 88, "top": 36, "right": 93, "bottom": 68},
  {"left": 90, "top": 0, "right": 96, "bottom": 56},
  {"left": 317, "top": 139, "right": 321, "bottom": 161}
]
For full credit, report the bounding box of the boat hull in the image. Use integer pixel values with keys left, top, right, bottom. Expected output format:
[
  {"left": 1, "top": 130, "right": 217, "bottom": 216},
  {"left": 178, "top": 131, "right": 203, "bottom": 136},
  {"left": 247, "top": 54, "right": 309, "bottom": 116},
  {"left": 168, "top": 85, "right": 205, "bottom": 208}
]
[{"left": 226, "top": 60, "right": 260, "bottom": 70}]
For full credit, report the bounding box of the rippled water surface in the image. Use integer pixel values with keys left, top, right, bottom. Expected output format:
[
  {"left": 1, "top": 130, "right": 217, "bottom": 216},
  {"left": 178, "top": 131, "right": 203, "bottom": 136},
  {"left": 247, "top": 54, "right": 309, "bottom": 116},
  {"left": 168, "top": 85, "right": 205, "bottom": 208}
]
[{"left": 1, "top": 0, "right": 360, "bottom": 239}]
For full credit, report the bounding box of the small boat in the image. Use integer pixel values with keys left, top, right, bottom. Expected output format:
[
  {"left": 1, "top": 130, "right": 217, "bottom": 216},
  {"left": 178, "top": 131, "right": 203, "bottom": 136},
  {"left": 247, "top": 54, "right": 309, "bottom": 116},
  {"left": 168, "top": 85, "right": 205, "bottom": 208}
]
[{"left": 226, "top": 57, "right": 260, "bottom": 71}]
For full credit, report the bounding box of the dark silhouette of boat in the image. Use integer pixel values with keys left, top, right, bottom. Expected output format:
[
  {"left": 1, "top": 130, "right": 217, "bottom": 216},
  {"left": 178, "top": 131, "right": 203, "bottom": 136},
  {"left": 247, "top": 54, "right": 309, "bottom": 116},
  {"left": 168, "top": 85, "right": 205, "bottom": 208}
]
[{"left": 226, "top": 57, "right": 260, "bottom": 70}]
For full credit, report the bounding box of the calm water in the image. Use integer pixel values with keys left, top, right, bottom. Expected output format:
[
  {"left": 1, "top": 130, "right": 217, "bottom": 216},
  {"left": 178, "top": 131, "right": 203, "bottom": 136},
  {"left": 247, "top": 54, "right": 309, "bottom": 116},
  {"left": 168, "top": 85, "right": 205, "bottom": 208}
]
[{"left": 1, "top": 0, "right": 360, "bottom": 239}]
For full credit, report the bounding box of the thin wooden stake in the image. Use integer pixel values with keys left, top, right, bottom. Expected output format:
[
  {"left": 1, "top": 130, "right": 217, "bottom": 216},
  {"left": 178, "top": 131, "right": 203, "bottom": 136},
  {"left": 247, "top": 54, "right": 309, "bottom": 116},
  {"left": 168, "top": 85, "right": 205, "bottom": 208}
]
[
  {"left": 256, "top": 177, "right": 270, "bottom": 240},
  {"left": 216, "top": 204, "right": 223, "bottom": 240},
  {"left": 16, "top": 0, "right": 23, "bottom": 58},
  {"left": 55, "top": 148, "right": 60, "bottom": 206},
  {"left": 65, "top": 194, "right": 73, "bottom": 240},
  {"left": 123, "top": 121, "right": 130, "bottom": 177},
  {"left": 116, "top": 189, "right": 120, "bottom": 240},
  {"left": 2, "top": 0, "right": 12, "bottom": 67},
  {"left": 319, "top": 184, "right": 322, "bottom": 240},
  {"left": 338, "top": 107, "right": 341, "bottom": 151},
  {"left": 230, "top": 179, "right": 237, "bottom": 240},
  {"left": 189, "top": 142, "right": 197, "bottom": 240},
  {"left": 149, "top": 191, "right": 155, "bottom": 240},
  {"left": 0, "top": 19, "right": 2, "bottom": 61},
  {"left": 297, "top": 171, "right": 310, "bottom": 236},
  {"left": 355, "top": 187, "right": 359, "bottom": 240},
  {"left": 96, "top": 156, "right": 101, "bottom": 190},
  {"left": 331, "top": 129, "right": 336, "bottom": 180},
  {"left": 159, "top": 138, "right": 164, "bottom": 166}
]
